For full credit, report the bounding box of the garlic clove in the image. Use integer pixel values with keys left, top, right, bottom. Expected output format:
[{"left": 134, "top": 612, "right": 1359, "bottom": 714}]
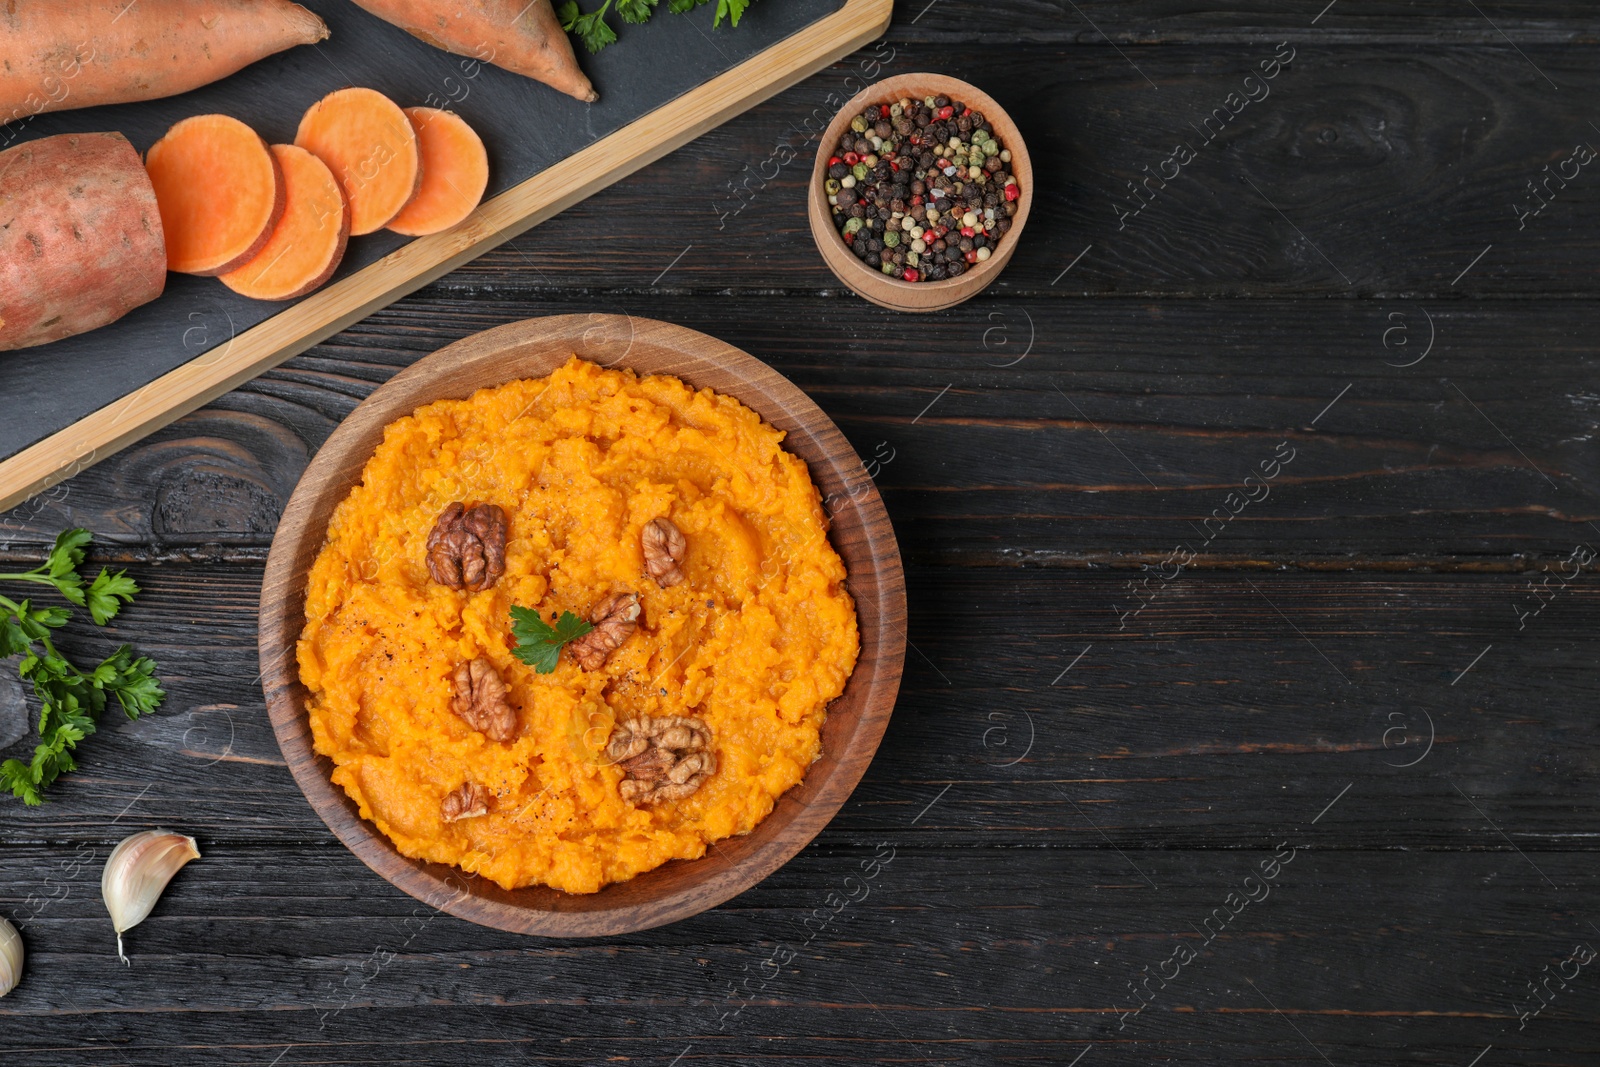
[
  {"left": 0, "top": 916, "right": 21, "bottom": 997},
  {"left": 101, "top": 830, "right": 200, "bottom": 965}
]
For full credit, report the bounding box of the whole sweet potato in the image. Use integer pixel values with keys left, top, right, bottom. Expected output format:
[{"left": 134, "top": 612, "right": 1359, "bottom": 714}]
[
  {"left": 0, "top": 132, "right": 167, "bottom": 352},
  {"left": 0, "top": 0, "right": 328, "bottom": 126},
  {"left": 347, "top": 0, "right": 598, "bottom": 102}
]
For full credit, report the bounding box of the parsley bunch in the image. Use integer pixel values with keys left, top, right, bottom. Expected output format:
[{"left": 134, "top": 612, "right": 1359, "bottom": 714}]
[
  {"left": 0, "top": 529, "right": 164, "bottom": 805},
  {"left": 558, "top": 0, "right": 754, "bottom": 55}
]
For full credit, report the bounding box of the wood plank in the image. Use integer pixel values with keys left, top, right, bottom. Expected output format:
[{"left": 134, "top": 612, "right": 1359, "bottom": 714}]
[
  {"left": 3, "top": 297, "right": 1596, "bottom": 564},
  {"left": 441, "top": 43, "right": 1600, "bottom": 298},
  {"left": 1, "top": 566, "right": 1594, "bottom": 851},
  {"left": 2, "top": 845, "right": 1596, "bottom": 1065},
  {"left": 898, "top": 0, "right": 1600, "bottom": 43}
]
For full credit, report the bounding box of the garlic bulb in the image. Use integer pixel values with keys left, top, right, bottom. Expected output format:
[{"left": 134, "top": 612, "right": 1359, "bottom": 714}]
[
  {"left": 102, "top": 830, "right": 200, "bottom": 965},
  {"left": 0, "top": 915, "right": 21, "bottom": 997}
]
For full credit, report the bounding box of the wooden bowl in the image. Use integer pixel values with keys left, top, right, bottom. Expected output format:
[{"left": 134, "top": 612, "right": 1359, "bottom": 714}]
[
  {"left": 258, "top": 315, "right": 906, "bottom": 937},
  {"left": 808, "top": 73, "right": 1033, "bottom": 313}
]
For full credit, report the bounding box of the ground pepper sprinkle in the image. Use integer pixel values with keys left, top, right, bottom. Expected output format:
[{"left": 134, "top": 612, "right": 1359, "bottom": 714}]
[{"left": 823, "top": 94, "right": 1021, "bottom": 283}]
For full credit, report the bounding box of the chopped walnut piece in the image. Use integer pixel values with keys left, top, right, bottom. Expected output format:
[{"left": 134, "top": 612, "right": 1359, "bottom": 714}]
[
  {"left": 641, "top": 517, "right": 687, "bottom": 588},
  {"left": 450, "top": 656, "right": 518, "bottom": 742},
  {"left": 568, "top": 592, "right": 641, "bottom": 671},
  {"left": 426, "top": 502, "right": 508, "bottom": 591},
  {"left": 606, "top": 715, "right": 717, "bottom": 804},
  {"left": 441, "top": 781, "right": 491, "bottom": 822}
]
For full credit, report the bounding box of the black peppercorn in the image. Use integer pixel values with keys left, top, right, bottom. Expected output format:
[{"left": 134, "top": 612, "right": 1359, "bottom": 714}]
[
  {"left": 934, "top": 94, "right": 949, "bottom": 107},
  {"left": 948, "top": 260, "right": 965, "bottom": 276},
  {"left": 873, "top": 120, "right": 892, "bottom": 139}
]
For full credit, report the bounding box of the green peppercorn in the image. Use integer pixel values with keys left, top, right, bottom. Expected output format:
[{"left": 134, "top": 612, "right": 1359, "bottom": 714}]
[
  {"left": 825, "top": 178, "right": 841, "bottom": 195},
  {"left": 883, "top": 230, "right": 901, "bottom": 248},
  {"left": 850, "top": 116, "right": 868, "bottom": 133},
  {"left": 843, "top": 217, "right": 864, "bottom": 236}
]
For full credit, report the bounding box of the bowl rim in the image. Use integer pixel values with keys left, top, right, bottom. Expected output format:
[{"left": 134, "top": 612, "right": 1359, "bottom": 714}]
[
  {"left": 808, "top": 71, "right": 1034, "bottom": 297},
  {"left": 258, "top": 314, "right": 907, "bottom": 937}
]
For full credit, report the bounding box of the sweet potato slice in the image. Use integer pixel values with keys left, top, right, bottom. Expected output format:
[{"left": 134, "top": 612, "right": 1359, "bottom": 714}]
[
  {"left": 386, "top": 109, "right": 489, "bottom": 237},
  {"left": 0, "top": 0, "right": 328, "bottom": 126},
  {"left": 146, "top": 114, "right": 285, "bottom": 276},
  {"left": 295, "top": 88, "right": 422, "bottom": 236},
  {"left": 0, "top": 132, "right": 166, "bottom": 352},
  {"left": 221, "top": 145, "right": 350, "bottom": 301},
  {"left": 346, "top": 0, "right": 597, "bottom": 103}
]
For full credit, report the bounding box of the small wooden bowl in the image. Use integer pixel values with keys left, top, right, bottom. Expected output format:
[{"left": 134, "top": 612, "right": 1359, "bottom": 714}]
[
  {"left": 808, "top": 73, "right": 1033, "bottom": 313},
  {"left": 258, "top": 315, "right": 906, "bottom": 937}
]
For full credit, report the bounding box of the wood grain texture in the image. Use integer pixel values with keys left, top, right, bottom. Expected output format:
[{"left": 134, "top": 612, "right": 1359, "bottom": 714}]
[
  {"left": 3, "top": 296, "right": 1595, "bottom": 565},
  {"left": 0, "top": 0, "right": 894, "bottom": 515},
  {"left": 2, "top": 844, "right": 1597, "bottom": 1064},
  {"left": 441, "top": 42, "right": 1600, "bottom": 299},
  {"left": 2, "top": 5, "right": 1599, "bottom": 1063},
  {"left": 2, "top": 566, "right": 1594, "bottom": 852},
  {"left": 807, "top": 74, "right": 1034, "bottom": 311},
  {"left": 258, "top": 316, "right": 906, "bottom": 936}
]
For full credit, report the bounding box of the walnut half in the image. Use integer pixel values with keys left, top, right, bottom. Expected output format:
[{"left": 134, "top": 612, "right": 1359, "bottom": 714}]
[
  {"left": 450, "top": 657, "right": 518, "bottom": 742},
  {"left": 426, "top": 502, "right": 507, "bottom": 591},
  {"left": 606, "top": 715, "right": 717, "bottom": 804},
  {"left": 568, "top": 592, "right": 641, "bottom": 671},
  {"left": 642, "top": 517, "right": 687, "bottom": 588},
  {"left": 441, "top": 781, "right": 491, "bottom": 823}
]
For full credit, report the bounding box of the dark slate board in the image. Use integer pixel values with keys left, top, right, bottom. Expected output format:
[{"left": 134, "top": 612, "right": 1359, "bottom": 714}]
[{"left": 0, "top": 0, "right": 846, "bottom": 461}]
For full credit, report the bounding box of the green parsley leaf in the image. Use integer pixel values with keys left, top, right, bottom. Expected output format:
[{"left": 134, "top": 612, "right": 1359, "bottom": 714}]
[
  {"left": 714, "top": 0, "right": 750, "bottom": 27},
  {"left": 616, "top": 0, "right": 658, "bottom": 23},
  {"left": 559, "top": 0, "right": 619, "bottom": 53},
  {"left": 668, "top": 0, "right": 709, "bottom": 11},
  {"left": 85, "top": 568, "right": 139, "bottom": 625},
  {"left": 510, "top": 606, "right": 593, "bottom": 674}
]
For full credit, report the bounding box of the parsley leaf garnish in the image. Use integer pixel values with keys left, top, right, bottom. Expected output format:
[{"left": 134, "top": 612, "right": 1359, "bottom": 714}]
[
  {"left": 0, "top": 529, "right": 164, "bottom": 805},
  {"left": 510, "top": 606, "right": 593, "bottom": 674}
]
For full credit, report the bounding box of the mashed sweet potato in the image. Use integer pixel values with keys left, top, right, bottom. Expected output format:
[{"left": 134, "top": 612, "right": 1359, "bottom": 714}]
[{"left": 297, "top": 357, "right": 859, "bottom": 893}]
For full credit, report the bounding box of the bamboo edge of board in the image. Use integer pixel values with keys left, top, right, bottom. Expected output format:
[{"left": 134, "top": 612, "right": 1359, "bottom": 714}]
[
  {"left": 257, "top": 314, "right": 907, "bottom": 935},
  {"left": 0, "top": 0, "right": 895, "bottom": 516}
]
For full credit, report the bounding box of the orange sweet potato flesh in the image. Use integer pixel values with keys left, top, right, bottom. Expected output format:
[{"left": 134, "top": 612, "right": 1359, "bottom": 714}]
[
  {"left": 222, "top": 145, "right": 350, "bottom": 301},
  {"left": 295, "top": 88, "right": 422, "bottom": 237},
  {"left": 147, "top": 114, "right": 285, "bottom": 276},
  {"left": 386, "top": 109, "right": 489, "bottom": 237},
  {"left": 0, "top": 1, "right": 327, "bottom": 126},
  {"left": 346, "top": 0, "right": 598, "bottom": 103},
  {"left": 0, "top": 132, "right": 166, "bottom": 352}
]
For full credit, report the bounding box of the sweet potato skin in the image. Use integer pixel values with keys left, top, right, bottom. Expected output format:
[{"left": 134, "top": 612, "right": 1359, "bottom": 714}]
[
  {"left": 0, "top": 0, "right": 328, "bottom": 125},
  {"left": 0, "top": 132, "right": 166, "bottom": 352},
  {"left": 346, "top": 0, "right": 598, "bottom": 102}
]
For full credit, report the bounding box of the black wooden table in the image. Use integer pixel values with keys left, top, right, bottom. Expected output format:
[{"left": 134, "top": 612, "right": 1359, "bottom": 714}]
[{"left": 4, "top": 4, "right": 1599, "bottom": 1064}]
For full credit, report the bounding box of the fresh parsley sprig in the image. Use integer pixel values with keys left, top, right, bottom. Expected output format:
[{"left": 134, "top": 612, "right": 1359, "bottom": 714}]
[
  {"left": 510, "top": 606, "right": 593, "bottom": 674},
  {"left": 0, "top": 529, "right": 164, "bottom": 805},
  {"left": 560, "top": 0, "right": 753, "bottom": 55}
]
